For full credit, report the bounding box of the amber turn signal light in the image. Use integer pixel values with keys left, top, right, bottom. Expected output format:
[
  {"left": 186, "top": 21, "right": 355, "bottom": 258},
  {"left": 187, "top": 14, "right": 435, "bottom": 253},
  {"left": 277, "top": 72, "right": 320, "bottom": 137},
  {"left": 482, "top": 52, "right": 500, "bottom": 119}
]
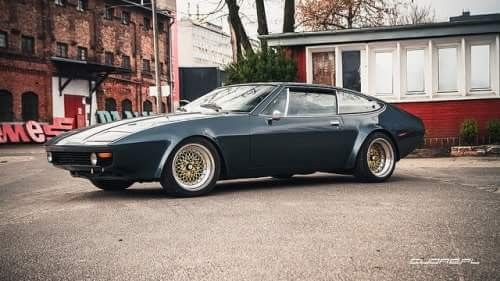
[{"left": 97, "top": 152, "right": 113, "bottom": 159}]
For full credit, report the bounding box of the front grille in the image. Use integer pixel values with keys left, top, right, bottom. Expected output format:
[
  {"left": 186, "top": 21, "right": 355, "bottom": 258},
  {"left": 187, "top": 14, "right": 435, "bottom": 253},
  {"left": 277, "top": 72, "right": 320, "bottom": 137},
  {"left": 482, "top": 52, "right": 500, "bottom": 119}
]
[{"left": 52, "top": 151, "right": 90, "bottom": 165}]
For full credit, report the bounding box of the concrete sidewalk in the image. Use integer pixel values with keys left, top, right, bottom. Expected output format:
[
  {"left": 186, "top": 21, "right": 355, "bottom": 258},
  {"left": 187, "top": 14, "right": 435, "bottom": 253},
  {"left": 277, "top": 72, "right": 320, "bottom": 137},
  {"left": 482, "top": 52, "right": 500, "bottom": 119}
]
[{"left": 0, "top": 144, "right": 45, "bottom": 156}]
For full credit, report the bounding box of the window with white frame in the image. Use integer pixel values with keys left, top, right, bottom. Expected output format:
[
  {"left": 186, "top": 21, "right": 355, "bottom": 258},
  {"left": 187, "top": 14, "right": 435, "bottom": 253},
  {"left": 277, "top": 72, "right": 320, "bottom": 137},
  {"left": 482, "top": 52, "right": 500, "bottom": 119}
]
[
  {"left": 406, "top": 49, "right": 425, "bottom": 94},
  {"left": 470, "top": 44, "right": 490, "bottom": 90},
  {"left": 438, "top": 47, "right": 458, "bottom": 92},
  {"left": 375, "top": 51, "right": 393, "bottom": 95}
]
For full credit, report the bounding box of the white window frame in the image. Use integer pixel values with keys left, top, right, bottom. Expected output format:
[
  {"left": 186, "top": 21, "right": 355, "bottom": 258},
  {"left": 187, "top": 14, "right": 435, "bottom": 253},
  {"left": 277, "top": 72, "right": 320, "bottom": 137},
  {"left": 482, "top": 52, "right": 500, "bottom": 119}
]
[
  {"left": 373, "top": 49, "right": 395, "bottom": 96},
  {"left": 306, "top": 44, "right": 365, "bottom": 89},
  {"left": 468, "top": 41, "right": 493, "bottom": 92},
  {"left": 303, "top": 36, "right": 500, "bottom": 103},
  {"left": 306, "top": 46, "right": 337, "bottom": 86},
  {"left": 435, "top": 43, "right": 461, "bottom": 94},
  {"left": 402, "top": 46, "right": 427, "bottom": 96}
]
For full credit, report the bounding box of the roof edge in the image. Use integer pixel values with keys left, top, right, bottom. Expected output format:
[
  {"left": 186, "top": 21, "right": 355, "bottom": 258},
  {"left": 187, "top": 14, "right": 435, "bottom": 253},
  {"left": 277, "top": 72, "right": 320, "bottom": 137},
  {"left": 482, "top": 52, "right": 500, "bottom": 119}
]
[{"left": 260, "top": 17, "right": 500, "bottom": 41}]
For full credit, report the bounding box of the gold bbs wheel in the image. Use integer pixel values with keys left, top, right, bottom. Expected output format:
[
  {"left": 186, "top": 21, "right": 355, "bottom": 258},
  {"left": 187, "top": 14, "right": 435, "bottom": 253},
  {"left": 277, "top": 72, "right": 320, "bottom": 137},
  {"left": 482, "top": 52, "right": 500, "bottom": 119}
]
[
  {"left": 171, "top": 143, "right": 215, "bottom": 191},
  {"left": 367, "top": 137, "right": 394, "bottom": 178}
]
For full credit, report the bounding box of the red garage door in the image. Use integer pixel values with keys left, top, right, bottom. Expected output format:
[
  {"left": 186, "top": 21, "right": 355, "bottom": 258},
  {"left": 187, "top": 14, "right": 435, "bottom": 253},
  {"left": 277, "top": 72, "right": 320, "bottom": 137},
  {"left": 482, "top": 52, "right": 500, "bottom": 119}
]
[{"left": 64, "top": 95, "right": 86, "bottom": 128}]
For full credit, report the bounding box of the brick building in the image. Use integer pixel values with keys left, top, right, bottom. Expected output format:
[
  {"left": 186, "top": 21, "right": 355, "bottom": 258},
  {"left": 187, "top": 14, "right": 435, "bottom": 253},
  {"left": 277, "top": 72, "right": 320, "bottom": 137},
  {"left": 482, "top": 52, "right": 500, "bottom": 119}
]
[{"left": 0, "top": 0, "right": 177, "bottom": 127}]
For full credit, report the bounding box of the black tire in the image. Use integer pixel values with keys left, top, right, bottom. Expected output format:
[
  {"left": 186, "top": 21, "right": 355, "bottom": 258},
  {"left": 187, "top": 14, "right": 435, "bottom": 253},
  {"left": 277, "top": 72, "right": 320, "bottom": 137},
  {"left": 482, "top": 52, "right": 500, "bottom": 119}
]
[
  {"left": 272, "top": 174, "right": 294, "bottom": 179},
  {"left": 160, "top": 137, "right": 221, "bottom": 197},
  {"left": 90, "top": 179, "right": 134, "bottom": 191},
  {"left": 354, "top": 132, "right": 396, "bottom": 182}
]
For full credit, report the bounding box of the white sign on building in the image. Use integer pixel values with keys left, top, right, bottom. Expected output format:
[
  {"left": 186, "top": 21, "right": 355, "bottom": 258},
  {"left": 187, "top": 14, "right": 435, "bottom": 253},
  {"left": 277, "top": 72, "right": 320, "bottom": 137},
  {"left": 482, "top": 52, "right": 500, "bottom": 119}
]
[{"left": 149, "top": 85, "right": 171, "bottom": 97}]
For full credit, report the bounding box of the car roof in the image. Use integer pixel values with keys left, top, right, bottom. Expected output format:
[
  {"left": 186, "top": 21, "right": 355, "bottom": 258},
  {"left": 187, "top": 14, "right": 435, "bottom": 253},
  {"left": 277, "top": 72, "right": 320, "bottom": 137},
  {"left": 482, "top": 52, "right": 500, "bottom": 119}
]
[
  {"left": 226, "top": 82, "right": 342, "bottom": 89},
  {"left": 226, "top": 82, "right": 360, "bottom": 93},
  {"left": 225, "top": 82, "right": 387, "bottom": 105}
]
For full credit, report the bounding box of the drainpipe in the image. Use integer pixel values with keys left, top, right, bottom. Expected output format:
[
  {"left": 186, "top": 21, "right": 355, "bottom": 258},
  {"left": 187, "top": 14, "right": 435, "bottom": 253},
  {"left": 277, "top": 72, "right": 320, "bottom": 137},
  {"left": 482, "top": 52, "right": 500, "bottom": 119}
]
[
  {"left": 167, "top": 16, "right": 175, "bottom": 112},
  {"left": 151, "top": 0, "right": 163, "bottom": 113}
]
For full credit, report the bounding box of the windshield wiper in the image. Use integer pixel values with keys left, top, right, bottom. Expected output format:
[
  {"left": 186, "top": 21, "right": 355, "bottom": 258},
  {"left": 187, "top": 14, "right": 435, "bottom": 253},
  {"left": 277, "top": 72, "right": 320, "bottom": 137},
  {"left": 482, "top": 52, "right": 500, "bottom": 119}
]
[{"left": 200, "top": 103, "right": 222, "bottom": 112}]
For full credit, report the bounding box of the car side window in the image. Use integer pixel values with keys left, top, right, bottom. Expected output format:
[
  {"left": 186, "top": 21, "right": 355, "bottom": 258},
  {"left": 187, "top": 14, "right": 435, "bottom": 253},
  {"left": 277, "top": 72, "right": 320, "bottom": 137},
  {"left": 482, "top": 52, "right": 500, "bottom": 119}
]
[
  {"left": 262, "top": 88, "right": 337, "bottom": 116},
  {"left": 287, "top": 90, "right": 336, "bottom": 116},
  {"left": 262, "top": 88, "right": 288, "bottom": 115},
  {"left": 337, "top": 90, "right": 382, "bottom": 114}
]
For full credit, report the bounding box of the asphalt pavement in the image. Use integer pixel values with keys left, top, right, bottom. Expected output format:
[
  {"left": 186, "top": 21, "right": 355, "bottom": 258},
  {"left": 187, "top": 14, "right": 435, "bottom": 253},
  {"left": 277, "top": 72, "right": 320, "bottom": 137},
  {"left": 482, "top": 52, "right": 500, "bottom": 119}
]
[{"left": 0, "top": 145, "right": 499, "bottom": 281}]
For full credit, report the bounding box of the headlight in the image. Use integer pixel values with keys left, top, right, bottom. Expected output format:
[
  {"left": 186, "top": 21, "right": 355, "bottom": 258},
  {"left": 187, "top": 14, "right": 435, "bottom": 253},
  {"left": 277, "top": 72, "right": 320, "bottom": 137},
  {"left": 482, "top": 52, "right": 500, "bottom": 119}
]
[
  {"left": 47, "top": 152, "right": 53, "bottom": 163},
  {"left": 90, "top": 153, "right": 97, "bottom": 166}
]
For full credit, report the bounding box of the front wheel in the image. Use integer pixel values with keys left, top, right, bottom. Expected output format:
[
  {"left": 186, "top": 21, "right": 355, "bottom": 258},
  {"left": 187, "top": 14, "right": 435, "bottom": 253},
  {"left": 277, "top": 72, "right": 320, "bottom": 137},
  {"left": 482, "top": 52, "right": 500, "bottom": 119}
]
[
  {"left": 90, "top": 179, "right": 134, "bottom": 191},
  {"left": 160, "top": 138, "right": 220, "bottom": 197},
  {"left": 355, "top": 133, "right": 396, "bottom": 182}
]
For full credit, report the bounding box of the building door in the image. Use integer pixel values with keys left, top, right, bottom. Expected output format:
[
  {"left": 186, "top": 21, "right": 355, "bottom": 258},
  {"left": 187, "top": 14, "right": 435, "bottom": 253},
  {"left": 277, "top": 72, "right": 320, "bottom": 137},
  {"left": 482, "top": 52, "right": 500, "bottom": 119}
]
[
  {"left": 64, "top": 95, "right": 86, "bottom": 129},
  {"left": 342, "top": 51, "right": 361, "bottom": 92},
  {"left": 312, "top": 51, "right": 335, "bottom": 85}
]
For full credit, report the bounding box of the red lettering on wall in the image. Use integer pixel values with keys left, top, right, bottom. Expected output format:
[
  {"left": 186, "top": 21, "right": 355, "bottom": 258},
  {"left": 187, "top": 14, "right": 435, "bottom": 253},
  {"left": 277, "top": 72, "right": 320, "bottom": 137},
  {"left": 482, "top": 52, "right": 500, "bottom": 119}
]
[
  {"left": 1, "top": 124, "right": 31, "bottom": 143},
  {"left": 43, "top": 117, "right": 75, "bottom": 140},
  {"left": 25, "top": 121, "right": 46, "bottom": 143},
  {"left": 0, "top": 117, "right": 74, "bottom": 144}
]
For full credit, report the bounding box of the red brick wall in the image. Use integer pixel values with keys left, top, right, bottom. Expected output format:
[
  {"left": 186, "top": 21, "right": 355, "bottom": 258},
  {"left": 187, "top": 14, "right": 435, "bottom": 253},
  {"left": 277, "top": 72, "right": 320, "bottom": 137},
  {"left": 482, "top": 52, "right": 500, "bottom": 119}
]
[
  {"left": 0, "top": 55, "right": 52, "bottom": 121},
  {"left": 395, "top": 99, "right": 500, "bottom": 139},
  {"left": 0, "top": 0, "right": 173, "bottom": 122}
]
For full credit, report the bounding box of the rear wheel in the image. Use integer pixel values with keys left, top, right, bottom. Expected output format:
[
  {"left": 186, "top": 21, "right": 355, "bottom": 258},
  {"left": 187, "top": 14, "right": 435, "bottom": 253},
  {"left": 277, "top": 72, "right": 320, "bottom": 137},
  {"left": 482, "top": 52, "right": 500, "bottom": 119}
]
[
  {"left": 355, "top": 132, "right": 396, "bottom": 182},
  {"left": 160, "top": 138, "right": 220, "bottom": 197},
  {"left": 90, "top": 179, "right": 134, "bottom": 191}
]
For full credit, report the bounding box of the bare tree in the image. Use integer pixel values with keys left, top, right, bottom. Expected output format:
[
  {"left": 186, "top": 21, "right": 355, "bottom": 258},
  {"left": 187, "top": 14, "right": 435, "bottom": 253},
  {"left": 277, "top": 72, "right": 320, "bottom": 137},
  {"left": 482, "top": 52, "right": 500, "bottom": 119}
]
[
  {"left": 297, "top": 0, "right": 390, "bottom": 30},
  {"left": 225, "top": 0, "right": 254, "bottom": 58},
  {"left": 297, "top": 0, "right": 435, "bottom": 31},
  {"left": 387, "top": 2, "right": 435, "bottom": 25},
  {"left": 283, "top": 0, "right": 295, "bottom": 32},
  {"left": 256, "top": 0, "right": 269, "bottom": 49}
]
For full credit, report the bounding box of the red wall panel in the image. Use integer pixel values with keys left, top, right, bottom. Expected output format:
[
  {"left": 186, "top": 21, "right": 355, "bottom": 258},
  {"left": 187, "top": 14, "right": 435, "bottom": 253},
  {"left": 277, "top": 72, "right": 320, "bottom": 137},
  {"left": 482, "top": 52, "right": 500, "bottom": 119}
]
[
  {"left": 395, "top": 99, "right": 500, "bottom": 138},
  {"left": 285, "top": 47, "right": 307, "bottom": 82}
]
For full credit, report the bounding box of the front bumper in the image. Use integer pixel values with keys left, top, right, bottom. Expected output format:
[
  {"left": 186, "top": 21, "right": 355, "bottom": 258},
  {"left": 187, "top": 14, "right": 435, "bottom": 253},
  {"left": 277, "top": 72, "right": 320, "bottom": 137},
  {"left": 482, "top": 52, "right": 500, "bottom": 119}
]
[
  {"left": 45, "top": 141, "right": 169, "bottom": 181},
  {"left": 46, "top": 145, "right": 125, "bottom": 180}
]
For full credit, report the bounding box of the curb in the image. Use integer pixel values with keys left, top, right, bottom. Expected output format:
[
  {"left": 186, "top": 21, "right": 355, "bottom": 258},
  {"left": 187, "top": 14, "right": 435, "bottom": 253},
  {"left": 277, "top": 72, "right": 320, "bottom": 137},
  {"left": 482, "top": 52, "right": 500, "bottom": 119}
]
[{"left": 450, "top": 145, "right": 500, "bottom": 157}]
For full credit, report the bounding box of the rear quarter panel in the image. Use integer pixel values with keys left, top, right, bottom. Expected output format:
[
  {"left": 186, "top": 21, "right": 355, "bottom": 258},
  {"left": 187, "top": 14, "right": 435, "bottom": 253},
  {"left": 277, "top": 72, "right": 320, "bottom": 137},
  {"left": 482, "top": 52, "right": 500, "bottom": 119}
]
[
  {"left": 378, "top": 104, "right": 425, "bottom": 158},
  {"left": 341, "top": 103, "right": 424, "bottom": 169}
]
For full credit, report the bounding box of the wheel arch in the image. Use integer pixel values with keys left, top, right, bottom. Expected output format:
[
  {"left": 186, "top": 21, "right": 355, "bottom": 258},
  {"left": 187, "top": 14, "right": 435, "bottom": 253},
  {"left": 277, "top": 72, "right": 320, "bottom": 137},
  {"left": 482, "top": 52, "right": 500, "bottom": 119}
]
[
  {"left": 370, "top": 129, "right": 400, "bottom": 161},
  {"left": 347, "top": 128, "right": 400, "bottom": 169},
  {"left": 157, "top": 135, "right": 228, "bottom": 179}
]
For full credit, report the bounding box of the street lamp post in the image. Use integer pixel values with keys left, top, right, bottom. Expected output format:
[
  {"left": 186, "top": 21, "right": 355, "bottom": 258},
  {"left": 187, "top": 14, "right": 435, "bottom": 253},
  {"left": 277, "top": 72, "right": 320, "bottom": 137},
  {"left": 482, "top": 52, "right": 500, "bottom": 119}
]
[{"left": 151, "top": 0, "right": 163, "bottom": 113}]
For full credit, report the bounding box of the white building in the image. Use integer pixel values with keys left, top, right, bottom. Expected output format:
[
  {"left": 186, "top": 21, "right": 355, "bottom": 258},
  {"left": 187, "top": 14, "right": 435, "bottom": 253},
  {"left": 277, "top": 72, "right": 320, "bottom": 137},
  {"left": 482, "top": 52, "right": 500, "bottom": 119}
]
[
  {"left": 177, "top": 19, "right": 233, "bottom": 68},
  {"left": 262, "top": 12, "right": 500, "bottom": 143}
]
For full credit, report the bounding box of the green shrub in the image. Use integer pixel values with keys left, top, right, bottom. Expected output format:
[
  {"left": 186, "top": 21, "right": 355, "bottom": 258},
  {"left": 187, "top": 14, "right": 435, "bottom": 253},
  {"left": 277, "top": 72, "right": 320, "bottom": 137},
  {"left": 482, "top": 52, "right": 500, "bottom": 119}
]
[
  {"left": 459, "top": 119, "right": 478, "bottom": 145},
  {"left": 487, "top": 119, "right": 500, "bottom": 144},
  {"left": 224, "top": 48, "right": 297, "bottom": 85}
]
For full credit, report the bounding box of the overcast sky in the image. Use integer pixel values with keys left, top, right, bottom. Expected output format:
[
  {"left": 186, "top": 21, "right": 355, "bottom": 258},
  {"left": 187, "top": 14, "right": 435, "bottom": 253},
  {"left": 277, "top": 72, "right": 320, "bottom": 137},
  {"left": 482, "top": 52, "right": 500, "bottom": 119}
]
[{"left": 175, "top": 0, "right": 500, "bottom": 38}]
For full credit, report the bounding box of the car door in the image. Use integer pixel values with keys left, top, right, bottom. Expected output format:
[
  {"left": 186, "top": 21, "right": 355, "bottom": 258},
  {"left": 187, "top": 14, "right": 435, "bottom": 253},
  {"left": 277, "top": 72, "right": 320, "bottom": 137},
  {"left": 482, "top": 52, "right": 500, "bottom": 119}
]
[{"left": 249, "top": 87, "right": 354, "bottom": 173}]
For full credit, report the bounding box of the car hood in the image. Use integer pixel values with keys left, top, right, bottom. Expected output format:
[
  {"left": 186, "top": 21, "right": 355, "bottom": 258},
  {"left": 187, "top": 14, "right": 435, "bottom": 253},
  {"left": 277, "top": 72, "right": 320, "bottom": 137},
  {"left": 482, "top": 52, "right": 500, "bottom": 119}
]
[{"left": 52, "top": 112, "right": 216, "bottom": 146}]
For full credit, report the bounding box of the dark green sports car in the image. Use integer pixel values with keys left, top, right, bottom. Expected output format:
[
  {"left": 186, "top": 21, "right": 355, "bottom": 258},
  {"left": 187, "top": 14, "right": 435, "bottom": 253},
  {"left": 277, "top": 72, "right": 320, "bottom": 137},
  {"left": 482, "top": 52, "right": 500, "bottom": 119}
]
[{"left": 46, "top": 83, "right": 424, "bottom": 196}]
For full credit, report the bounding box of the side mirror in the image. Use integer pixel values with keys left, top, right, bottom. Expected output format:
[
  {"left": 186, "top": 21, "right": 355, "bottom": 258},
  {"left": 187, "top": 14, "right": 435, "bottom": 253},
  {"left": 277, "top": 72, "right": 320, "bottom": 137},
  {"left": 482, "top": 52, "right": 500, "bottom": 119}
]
[{"left": 271, "top": 110, "right": 282, "bottom": 121}]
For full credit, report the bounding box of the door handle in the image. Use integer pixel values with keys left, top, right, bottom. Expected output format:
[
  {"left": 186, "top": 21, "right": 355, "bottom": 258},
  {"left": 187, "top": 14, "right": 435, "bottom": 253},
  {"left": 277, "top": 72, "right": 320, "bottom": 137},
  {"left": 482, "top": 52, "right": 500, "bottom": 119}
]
[{"left": 330, "top": 120, "right": 341, "bottom": 127}]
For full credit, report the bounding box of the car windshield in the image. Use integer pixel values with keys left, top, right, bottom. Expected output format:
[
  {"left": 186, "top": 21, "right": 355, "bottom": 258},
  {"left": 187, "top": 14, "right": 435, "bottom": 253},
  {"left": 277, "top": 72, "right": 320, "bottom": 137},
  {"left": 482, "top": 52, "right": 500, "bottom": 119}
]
[{"left": 182, "top": 85, "right": 275, "bottom": 113}]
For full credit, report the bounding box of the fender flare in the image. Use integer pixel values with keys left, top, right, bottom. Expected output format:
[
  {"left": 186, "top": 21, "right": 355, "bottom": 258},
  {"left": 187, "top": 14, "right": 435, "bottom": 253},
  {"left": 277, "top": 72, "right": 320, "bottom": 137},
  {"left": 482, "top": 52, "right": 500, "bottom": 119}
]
[
  {"left": 154, "top": 133, "right": 228, "bottom": 179},
  {"left": 346, "top": 126, "right": 400, "bottom": 169}
]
